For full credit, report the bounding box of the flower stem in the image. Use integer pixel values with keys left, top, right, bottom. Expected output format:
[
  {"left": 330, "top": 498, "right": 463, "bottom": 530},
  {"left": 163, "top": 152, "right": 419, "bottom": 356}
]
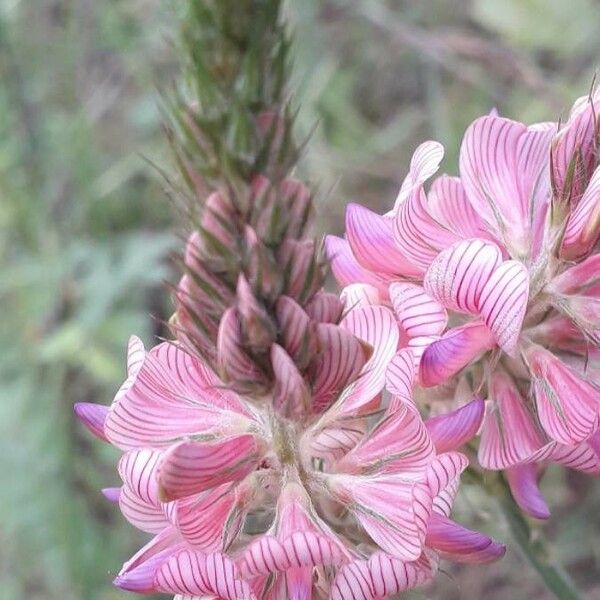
[{"left": 496, "top": 478, "right": 584, "bottom": 600}]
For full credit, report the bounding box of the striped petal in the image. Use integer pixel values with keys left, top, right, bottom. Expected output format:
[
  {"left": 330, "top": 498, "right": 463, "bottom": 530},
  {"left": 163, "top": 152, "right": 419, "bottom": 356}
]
[
  {"left": 428, "top": 175, "right": 490, "bottom": 239},
  {"left": 425, "top": 398, "right": 485, "bottom": 453},
  {"left": 341, "top": 283, "right": 382, "bottom": 310},
  {"left": 330, "top": 474, "right": 432, "bottom": 560},
  {"left": 562, "top": 164, "right": 600, "bottom": 259},
  {"left": 118, "top": 448, "right": 162, "bottom": 505},
  {"left": 336, "top": 404, "right": 434, "bottom": 476},
  {"left": 395, "top": 141, "right": 445, "bottom": 208},
  {"left": 424, "top": 238, "right": 503, "bottom": 314},
  {"left": 551, "top": 254, "right": 600, "bottom": 293},
  {"left": 386, "top": 349, "right": 418, "bottom": 406},
  {"left": 155, "top": 551, "right": 255, "bottom": 599},
  {"left": 119, "top": 484, "right": 169, "bottom": 534},
  {"left": 271, "top": 344, "right": 311, "bottom": 418},
  {"left": 331, "top": 552, "right": 436, "bottom": 600},
  {"left": 546, "top": 431, "right": 600, "bottom": 474},
  {"left": 478, "top": 260, "right": 529, "bottom": 355},
  {"left": 346, "top": 203, "right": 419, "bottom": 276},
  {"left": 73, "top": 402, "right": 109, "bottom": 441},
  {"left": 325, "top": 235, "right": 388, "bottom": 292},
  {"left": 478, "top": 371, "right": 545, "bottom": 469},
  {"left": 113, "top": 335, "right": 147, "bottom": 404},
  {"left": 527, "top": 345, "right": 599, "bottom": 444},
  {"left": 425, "top": 513, "right": 505, "bottom": 564},
  {"left": 275, "top": 296, "right": 317, "bottom": 369},
  {"left": 419, "top": 322, "right": 495, "bottom": 387},
  {"left": 304, "top": 291, "right": 344, "bottom": 324},
  {"left": 389, "top": 282, "right": 448, "bottom": 339},
  {"left": 426, "top": 452, "right": 469, "bottom": 498},
  {"left": 336, "top": 305, "right": 400, "bottom": 415},
  {"left": 505, "top": 464, "right": 550, "bottom": 520},
  {"left": 310, "top": 322, "right": 370, "bottom": 413},
  {"left": 157, "top": 435, "right": 261, "bottom": 502}
]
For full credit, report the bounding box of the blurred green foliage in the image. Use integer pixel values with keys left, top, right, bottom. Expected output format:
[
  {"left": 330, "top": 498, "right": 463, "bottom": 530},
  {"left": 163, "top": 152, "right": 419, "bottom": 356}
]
[{"left": 0, "top": 1, "right": 599, "bottom": 599}]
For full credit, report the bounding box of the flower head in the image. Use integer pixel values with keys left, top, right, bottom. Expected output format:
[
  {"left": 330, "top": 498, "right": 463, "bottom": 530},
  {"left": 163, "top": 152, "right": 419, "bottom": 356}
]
[{"left": 331, "top": 89, "right": 600, "bottom": 519}]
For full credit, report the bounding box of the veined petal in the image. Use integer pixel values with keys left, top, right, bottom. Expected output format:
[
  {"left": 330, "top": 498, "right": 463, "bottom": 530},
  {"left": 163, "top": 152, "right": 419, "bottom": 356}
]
[
  {"left": 275, "top": 296, "right": 316, "bottom": 369},
  {"left": 346, "top": 203, "right": 419, "bottom": 276},
  {"left": 309, "top": 424, "right": 365, "bottom": 463},
  {"left": 114, "top": 527, "right": 183, "bottom": 593},
  {"left": 336, "top": 404, "right": 434, "bottom": 476},
  {"left": 546, "top": 431, "right": 600, "bottom": 474},
  {"left": 527, "top": 345, "right": 599, "bottom": 444},
  {"left": 157, "top": 435, "right": 261, "bottom": 502},
  {"left": 419, "top": 322, "right": 495, "bottom": 387},
  {"left": 395, "top": 141, "right": 445, "bottom": 208},
  {"left": 389, "top": 282, "right": 448, "bottom": 339},
  {"left": 425, "top": 452, "right": 469, "bottom": 498},
  {"left": 119, "top": 483, "right": 169, "bottom": 534},
  {"left": 425, "top": 513, "right": 505, "bottom": 564},
  {"left": 335, "top": 305, "right": 400, "bottom": 415},
  {"left": 304, "top": 291, "right": 344, "bottom": 323},
  {"left": 118, "top": 448, "right": 162, "bottom": 505},
  {"left": 386, "top": 349, "right": 418, "bottom": 406},
  {"left": 74, "top": 403, "right": 109, "bottom": 441},
  {"left": 562, "top": 164, "right": 600, "bottom": 259},
  {"left": 550, "top": 254, "right": 600, "bottom": 293},
  {"left": 341, "top": 283, "right": 382, "bottom": 310},
  {"left": 424, "top": 239, "right": 503, "bottom": 314},
  {"left": 271, "top": 344, "right": 311, "bottom": 418},
  {"left": 429, "top": 175, "right": 491, "bottom": 240},
  {"left": 325, "top": 235, "right": 388, "bottom": 291},
  {"left": 425, "top": 398, "right": 485, "bottom": 453},
  {"left": 505, "top": 464, "right": 550, "bottom": 520},
  {"left": 478, "top": 371, "right": 545, "bottom": 469},
  {"left": 155, "top": 550, "right": 255, "bottom": 599},
  {"left": 113, "top": 335, "right": 146, "bottom": 404},
  {"left": 310, "top": 322, "right": 370, "bottom": 413},
  {"left": 478, "top": 260, "right": 529, "bottom": 355},
  {"left": 329, "top": 474, "right": 433, "bottom": 560}
]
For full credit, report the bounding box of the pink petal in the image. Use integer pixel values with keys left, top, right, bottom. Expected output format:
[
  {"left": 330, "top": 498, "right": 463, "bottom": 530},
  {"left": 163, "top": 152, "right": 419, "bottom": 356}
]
[
  {"left": 527, "top": 345, "right": 599, "bottom": 444},
  {"left": 304, "top": 291, "right": 344, "bottom": 324},
  {"left": 505, "top": 464, "right": 550, "bottom": 520},
  {"left": 426, "top": 452, "right": 469, "bottom": 498},
  {"left": 478, "top": 260, "right": 529, "bottom": 355},
  {"left": 308, "top": 424, "right": 365, "bottom": 463},
  {"left": 105, "top": 342, "right": 250, "bottom": 450},
  {"left": 562, "top": 164, "right": 600, "bottom": 259},
  {"left": 118, "top": 448, "right": 162, "bottom": 505},
  {"left": 73, "top": 402, "right": 109, "bottom": 441},
  {"left": 325, "top": 235, "right": 388, "bottom": 291},
  {"left": 478, "top": 371, "right": 545, "bottom": 469},
  {"left": 155, "top": 550, "right": 255, "bottom": 599},
  {"left": 336, "top": 305, "right": 400, "bottom": 415},
  {"left": 271, "top": 344, "right": 311, "bottom": 418},
  {"left": 341, "top": 283, "right": 382, "bottom": 310},
  {"left": 336, "top": 404, "right": 434, "bottom": 476},
  {"left": 275, "top": 296, "right": 317, "bottom": 369},
  {"left": 119, "top": 483, "right": 169, "bottom": 534},
  {"left": 386, "top": 349, "right": 418, "bottom": 407},
  {"left": 114, "top": 527, "right": 183, "bottom": 593},
  {"left": 113, "top": 335, "right": 147, "bottom": 403},
  {"left": 101, "top": 487, "right": 121, "bottom": 503},
  {"left": 171, "top": 483, "right": 247, "bottom": 551},
  {"left": 389, "top": 282, "right": 448, "bottom": 338},
  {"left": 329, "top": 474, "right": 432, "bottom": 560},
  {"left": 331, "top": 552, "right": 436, "bottom": 600},
  {"left": 157, "top": 435, "right": 261, "bottom": 502},
  {"left": 419, "top": 322, "right": 495, "bottom": 387},
  {"left": 393, "top": 186, "right": 460, "bottom": 275},
  {"left": 309, "top": 322, "right": 370, "bottom": 413},
  {"left": 424, "top": 238, "right": 503, "bottom": 314},
  {"left": 425, "top": 398, "right": 485, "bottom": 453},
  {"left": 551, "top": 254, "right": 600, "bottom": 293},
  {"left": 395, "top": 141, "right": 445, "bottom": 207},
  {"left": 547, "top": 431, "right": 600, "bottom": 474},
  {"left": 425, "top": 513, "right": 506, "bottom": 564},
  {"left": 346, "top": 203, "right": 419, "bottom": 275},
  {"left": 428, "top": 174, "right": 490, "bottom": 239}
]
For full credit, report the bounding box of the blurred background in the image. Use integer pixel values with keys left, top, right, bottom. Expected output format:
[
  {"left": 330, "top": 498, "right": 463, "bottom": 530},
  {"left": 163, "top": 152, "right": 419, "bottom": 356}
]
[{"left": 1, "top": 1, "right": 599, "bottom": 598}]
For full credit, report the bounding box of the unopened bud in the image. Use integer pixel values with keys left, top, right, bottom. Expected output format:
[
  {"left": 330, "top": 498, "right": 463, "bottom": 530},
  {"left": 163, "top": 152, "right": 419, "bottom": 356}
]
[
  {"left": 236, "top": 274, "right": 277, "bottom": 352},
  {"left": 275, "top": 296, "right": 318, "bottom": 370}
]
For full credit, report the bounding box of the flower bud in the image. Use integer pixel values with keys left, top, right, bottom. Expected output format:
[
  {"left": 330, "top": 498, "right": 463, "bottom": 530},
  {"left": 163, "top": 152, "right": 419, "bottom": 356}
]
[{"left": 236, "top": 274, "right": 277, "bottom": 352}]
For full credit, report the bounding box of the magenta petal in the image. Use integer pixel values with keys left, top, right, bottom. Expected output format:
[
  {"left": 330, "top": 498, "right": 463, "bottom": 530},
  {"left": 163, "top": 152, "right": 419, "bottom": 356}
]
[
  {"left": 419, "top": 322, "right": 495, "bottom": 387},
  {"left": 346, "top": 203, "right": 418, "bottom": 275},
  {"left": 425, "top": 513, "right": 506, "bottom": 564},
  {"left": 550, "top": 254, "right": 600, "bottom": 293},
  {"left": 390, "top": 282, "right": 448, "bottom": 339},
  {"left": 101, "top": 487, "right": 121, "bottom": 503},
  {"left": 73, "top": 402, "right": 109, "bottom": 442},
  {"left": 425, "top": 398, "right": 485, "bottom": 453},
  {"left": 505, "top": 464, "right": 550, "bottom": 520}
]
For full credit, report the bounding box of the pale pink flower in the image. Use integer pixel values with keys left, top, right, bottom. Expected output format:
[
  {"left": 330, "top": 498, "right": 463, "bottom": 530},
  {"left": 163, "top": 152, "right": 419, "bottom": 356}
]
[
  {"left": 76, "top": 302, "right": 502, "bottom": 599},
  {"left": 330, "top": 91, "right": 600, "bottom": 519}
]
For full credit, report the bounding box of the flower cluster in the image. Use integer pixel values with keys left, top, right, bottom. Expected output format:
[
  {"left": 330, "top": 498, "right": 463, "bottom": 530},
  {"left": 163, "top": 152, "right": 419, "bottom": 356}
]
[
  {"left": 329, "top": 90, "right": 600, "bottom": 519},
  {"left": 76, "top": 298, "right": 503, "bottom": 599}
]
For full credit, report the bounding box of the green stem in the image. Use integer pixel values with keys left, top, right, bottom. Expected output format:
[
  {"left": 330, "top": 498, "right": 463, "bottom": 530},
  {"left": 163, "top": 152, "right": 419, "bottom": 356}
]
[{"left": 496, "top": 479, "right": 584, "bottom": 600}]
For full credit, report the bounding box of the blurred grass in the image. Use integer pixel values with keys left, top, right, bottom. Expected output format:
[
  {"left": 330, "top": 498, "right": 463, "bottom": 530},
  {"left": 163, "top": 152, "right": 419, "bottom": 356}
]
[{"left": 0, "top": 1, "right": 598, "bottom": 598}]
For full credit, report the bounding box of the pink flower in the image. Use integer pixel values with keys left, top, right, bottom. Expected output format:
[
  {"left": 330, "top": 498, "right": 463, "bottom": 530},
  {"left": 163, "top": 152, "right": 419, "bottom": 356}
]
[
  {"left": 331, "top": 91, "right": 600, "bottom": 520},
  {"left": 76, "top": 303, "right": 502, "bottom": 598}
]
